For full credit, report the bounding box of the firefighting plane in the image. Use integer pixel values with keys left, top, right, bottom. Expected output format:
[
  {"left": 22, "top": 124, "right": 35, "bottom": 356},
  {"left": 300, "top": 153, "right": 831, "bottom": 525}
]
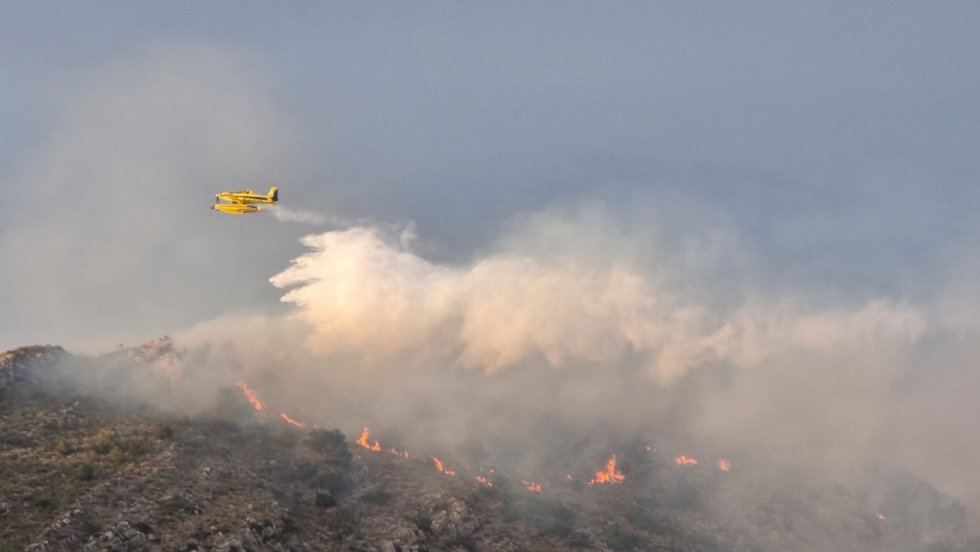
[{"left": 212, "top": 186, "right": 279, "bottom": 214}]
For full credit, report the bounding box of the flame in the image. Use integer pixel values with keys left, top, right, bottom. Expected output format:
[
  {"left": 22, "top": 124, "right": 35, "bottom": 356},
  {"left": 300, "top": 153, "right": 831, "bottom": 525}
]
[
  {"left": 877, "top": 513, "right": 886, "bottom": 521},
  {"left": 589, "top": 455, "right": 626, "bottom": 485},
  {"left": 389, "top": 448, "right": 410, "bottom": 458},
  {"left": 353, "top": 427, "right": 412, "bottom": 457},
  {"left": 356, "top": 427, "right": 382, "bottom": 451},
  {"left": 280, "top": 413, "right": 305, "bottom": 427},
  {"left": 234, "top": 380, "right": 313, "bottom": 427},
  {"left": 523, "top": 480, "right": 543, "bottom": 493},
  {"left": 234, "top": 380, "right": 263, "bottom": 411},
  {"left": 432, "top": 456, "right": 456, "bottom": 476},
  {"left": 232, "top": 381, "right": 747, "bottom": 490}
]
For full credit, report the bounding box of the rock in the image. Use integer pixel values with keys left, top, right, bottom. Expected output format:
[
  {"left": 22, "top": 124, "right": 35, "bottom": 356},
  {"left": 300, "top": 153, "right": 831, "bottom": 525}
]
[
  {"left": 429, "top": 497, "right": 479, "bottom": 542},
  {"left": 215, "top": 538, "right": 243, "bottom": 552},
  {"left": 378, "top": 540, "right": 396, "bottom": 552},
  {"left": 390, "top": 526, "right": 414, "bottom": 542}
]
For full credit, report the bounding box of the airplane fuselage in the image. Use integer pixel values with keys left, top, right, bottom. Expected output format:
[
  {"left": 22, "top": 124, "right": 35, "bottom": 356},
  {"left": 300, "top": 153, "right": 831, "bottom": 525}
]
[
  {"left": 213, "top": 186, "right": 278, "bottom": 214},
  {"left": 215, "top": 189, "right": 277, "bottom": 205}
]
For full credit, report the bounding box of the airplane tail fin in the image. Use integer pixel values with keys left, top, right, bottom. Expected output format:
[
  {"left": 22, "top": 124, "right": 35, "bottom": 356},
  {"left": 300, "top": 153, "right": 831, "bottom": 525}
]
[{"left": 268, "top": 187, "right": 279, "bottom": 202}]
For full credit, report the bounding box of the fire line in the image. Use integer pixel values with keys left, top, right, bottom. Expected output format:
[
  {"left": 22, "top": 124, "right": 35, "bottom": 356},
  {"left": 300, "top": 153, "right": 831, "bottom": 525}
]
[
  {"left": 590, "top": 455, "right": 626, "bottom": 485},
  {"left": 675, "top": 455, "right": 698, "bottom": 466}
]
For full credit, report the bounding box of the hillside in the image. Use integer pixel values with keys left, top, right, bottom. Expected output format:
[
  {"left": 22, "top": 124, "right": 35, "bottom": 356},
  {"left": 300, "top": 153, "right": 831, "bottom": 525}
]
[{"left": 0, "top": 343, "right": 976, "bottom": 552}]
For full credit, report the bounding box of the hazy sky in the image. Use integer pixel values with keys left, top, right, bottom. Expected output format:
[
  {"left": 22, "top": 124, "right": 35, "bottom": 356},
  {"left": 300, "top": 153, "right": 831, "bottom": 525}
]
[{"left": 2, "top": 2, "right": 979, "bottom": 350}]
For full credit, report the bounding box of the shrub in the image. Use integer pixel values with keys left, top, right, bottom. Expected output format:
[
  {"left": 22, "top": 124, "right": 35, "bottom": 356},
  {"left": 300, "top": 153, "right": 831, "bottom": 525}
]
[
  {"left": 309, "top": 472, "right": 349, "bottom": 494},
  {"left": 289, "top": 461, "right": 318, "bottom": 483},
  {"left": 109, "top": 446, "right": 126, "bottom": 463},
  {"left": 151, "top": 422, "right": 173, "bottom": 440},
  {"left": 361, "top": 489, "right": 393, "bottom": 506},
  {"left": 119, "top": 436, "right": 149, "bottom": 456},
  {"left": 89, "top": 429, "right": 116, "bottom": 454},
  {"left": 303, "top": 429, "right": 353, "bottom": 476},
  {"left": 504, "top": 494, "right": 576, "bottom": 537},
  {"left": 304, "top": 430, "right": 351, "bottom": 460},
  {"left": 620, "top": 503, "right": 670, "bottom": 534},
  {"left": 325, "top": 507, "right": 357, "bottom": 535},
  {"left": 455, "top": 535, "right": 479, "bottom": 552},
  {"left": 34, "top": 494, "right": 56, "bottom": 510},
  {"left": 315, "top": 492, "right": 337, "bottom": 508},
  {"left": 77, "top": 462, "right": 95, "bottom": 481},
  {"left": 102, "top": 435, "right": 149, "bottom": 463},
  {"left": 159, "top": 495, "right": 197, "bottom": 517},
  {"left": 56, "top": 437, "right": 73, "bottom": 456},
  {"left": 407, "top": 512, "right": 432, "bottom": 533}
]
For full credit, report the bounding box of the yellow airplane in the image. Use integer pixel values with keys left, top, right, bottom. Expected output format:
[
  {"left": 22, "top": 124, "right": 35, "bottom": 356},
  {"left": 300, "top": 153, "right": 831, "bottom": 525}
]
[{"left": 213, "top": 186, "right": 278, "bottom": 214}]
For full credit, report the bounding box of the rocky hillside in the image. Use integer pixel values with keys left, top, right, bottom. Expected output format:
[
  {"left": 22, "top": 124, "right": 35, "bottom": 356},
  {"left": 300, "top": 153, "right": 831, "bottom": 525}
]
[{"left": 1, "top": 343, "right": 977, "bottom": 552}]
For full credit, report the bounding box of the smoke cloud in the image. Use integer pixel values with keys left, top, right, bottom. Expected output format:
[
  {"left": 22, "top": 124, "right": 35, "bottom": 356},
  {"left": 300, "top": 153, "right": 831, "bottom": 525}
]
[
  {"left": 187, "top": 202, "right": 976, "bottom": 529},
  {"left": 267, "top": 205, "right": 328, "bottom": 226},
  {"left": 269, "top": 208, "right": 925, "bottom": 384}
]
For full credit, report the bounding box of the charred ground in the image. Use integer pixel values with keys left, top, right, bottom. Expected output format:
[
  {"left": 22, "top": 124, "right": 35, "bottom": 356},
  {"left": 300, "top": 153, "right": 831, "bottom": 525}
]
[{"left": 0, "top": 343, "right": 976, "bottom": 552}]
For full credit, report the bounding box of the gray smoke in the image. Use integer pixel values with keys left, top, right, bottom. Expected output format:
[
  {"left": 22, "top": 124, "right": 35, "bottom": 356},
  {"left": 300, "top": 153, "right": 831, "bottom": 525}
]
[{"left": 171, "top": 203, "right": 968, "bottom": 492}]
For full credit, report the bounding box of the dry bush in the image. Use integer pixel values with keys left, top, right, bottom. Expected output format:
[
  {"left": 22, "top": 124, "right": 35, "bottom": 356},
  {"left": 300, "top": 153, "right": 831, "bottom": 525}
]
[{"left": 303, "top": 429, "right": 352, "bottom": 473}]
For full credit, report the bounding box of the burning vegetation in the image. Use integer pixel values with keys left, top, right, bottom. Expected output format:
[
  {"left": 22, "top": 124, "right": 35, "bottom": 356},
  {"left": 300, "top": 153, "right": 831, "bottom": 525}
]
[
  {"left": 0, "top": 342, "right": 976, "bottom": 552},
  {"left": 590, "top": 455, "right": 626, "bottom": 485},
  {"left": 356, "top": 427, "right": 381, "bottom": 451},
  {"left": 675, "top": 455, "right": 698, "bottom": 466}
]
